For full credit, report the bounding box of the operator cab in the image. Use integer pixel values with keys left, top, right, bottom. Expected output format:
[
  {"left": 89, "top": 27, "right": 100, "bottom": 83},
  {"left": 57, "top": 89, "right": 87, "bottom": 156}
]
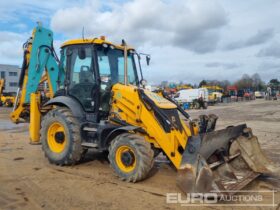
[{"left": 59, "top": 39, "right": 139, "bottom": 122}]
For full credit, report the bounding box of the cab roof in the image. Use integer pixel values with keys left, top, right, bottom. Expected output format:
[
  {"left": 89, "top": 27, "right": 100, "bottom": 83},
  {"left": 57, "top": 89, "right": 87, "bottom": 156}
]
[{"left": 61, "top": 38, "right": 134, "bottom": 50}]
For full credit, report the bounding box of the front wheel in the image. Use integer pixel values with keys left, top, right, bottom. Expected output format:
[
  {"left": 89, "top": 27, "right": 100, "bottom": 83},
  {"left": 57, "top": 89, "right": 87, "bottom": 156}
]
[
  {"left": 108, "top": 133, "right": 154, "bottom": 182},
  {"left": 40, "top": 107, "right": 83, "bottom": 165}
]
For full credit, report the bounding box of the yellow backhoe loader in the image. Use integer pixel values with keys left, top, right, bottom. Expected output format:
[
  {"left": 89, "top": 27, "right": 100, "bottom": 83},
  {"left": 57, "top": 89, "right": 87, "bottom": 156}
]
[
  {"left": 10, "top": 25, "right": 279, "bottom": 195},
  {"left": 0, "top": 79, "right": 15, "bottom": 107}
]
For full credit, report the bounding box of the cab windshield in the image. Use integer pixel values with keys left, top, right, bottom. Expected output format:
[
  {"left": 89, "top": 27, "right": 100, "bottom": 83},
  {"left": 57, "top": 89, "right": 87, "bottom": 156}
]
[{"left": 96, "top": 45, "right": 138, "bottom": 86}]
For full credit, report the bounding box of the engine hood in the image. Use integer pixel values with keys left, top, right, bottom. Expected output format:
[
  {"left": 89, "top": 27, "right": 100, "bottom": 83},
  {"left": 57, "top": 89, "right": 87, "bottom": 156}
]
[{"left": 143, "top": 89, "right": 177, "bottom": 109}]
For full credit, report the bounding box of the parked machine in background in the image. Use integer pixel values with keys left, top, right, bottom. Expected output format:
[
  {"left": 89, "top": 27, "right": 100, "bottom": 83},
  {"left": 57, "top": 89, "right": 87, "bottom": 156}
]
[
  {"left": 174, "top": 88, "right": 208, "bottom": 109},
  {"left": 224, "top": 85, "right": 238, "bottom": 102},
  {"left": 243, "top": 89, "right": 255, "bottom": 100},
  {"left": 266, "top": 86, "right": 278, "bottom": 100},
  {"left": 10, "top": 25, "right": 279, "bottom": 196},
  {"left": 0, "top": 79, "right": 16, "bottom": 107},
  {"left": 202, "top": 85, "right": 223, "bottom": 104},
  {"left": 176, "top": 84, "right": 192, "bottom": 91},
  {"left": 254, "top": 91, "right": 265, "bottom": 99}
]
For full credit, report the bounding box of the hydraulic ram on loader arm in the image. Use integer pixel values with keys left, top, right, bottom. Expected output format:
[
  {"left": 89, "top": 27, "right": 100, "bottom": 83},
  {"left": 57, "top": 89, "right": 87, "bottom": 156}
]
[{"left": 10, "top": 25, "right": 65, "bottom": 142}]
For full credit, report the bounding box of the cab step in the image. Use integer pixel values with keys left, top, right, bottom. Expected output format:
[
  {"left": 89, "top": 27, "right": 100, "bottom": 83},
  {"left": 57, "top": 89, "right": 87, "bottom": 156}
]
[
  {"left": 81, "top": 142, "right": 98, "bottom": 148},
  {"left": 83, "top": 127, "right": 98, "bottom": 132}
]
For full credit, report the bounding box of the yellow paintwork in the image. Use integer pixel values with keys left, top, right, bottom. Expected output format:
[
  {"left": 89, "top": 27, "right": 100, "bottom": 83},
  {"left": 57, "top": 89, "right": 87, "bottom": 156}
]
[
  {"left": 115, "top": 145, "right": 136, "bottom": 173},
  {"left": 0, "top": 79, "right": 4, "bottom": 97},
  {"left": 47, "top": 122, "right": 66, "bottom": 153},
  {"left": 1, "top": 96, "right": 15, "bottom": 106},
  {"left": 12, "top": 26, "right": 195, "bottom": 170},
  {"left": 29, "top": 93, "right": 41, "bottom": 143},
  {"left": 110, "top": 84, "right": 192, "bottom": 169},
  {"left": 143, "top": 89, "right": 177, "bottom": 109},
  {"left": 202, "top": 85, "right": 223, "bottom": 91},
  {"left": 177, "top": 85, "right": 192, "bottom": 90},
  {"left": 0, "top": 79, "right": 16, "bottom": 107},
  {"left": 61, "top": 38, "right": 134, "bottom": 51},
  {"left": 202, "top": 85, "right": 223, "bottom": 102},
  {"left": 10, "top": 30, "right": 34, "bottom": 123}
]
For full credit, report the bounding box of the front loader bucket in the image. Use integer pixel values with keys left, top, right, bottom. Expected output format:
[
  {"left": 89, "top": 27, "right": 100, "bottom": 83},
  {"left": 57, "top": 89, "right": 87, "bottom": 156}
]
[{"left": 177, "top": 125, "right": 279, "bottom": 195}]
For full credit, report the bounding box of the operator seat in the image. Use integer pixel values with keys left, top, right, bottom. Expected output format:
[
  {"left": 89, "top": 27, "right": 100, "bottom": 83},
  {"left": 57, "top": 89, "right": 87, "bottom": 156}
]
[
  {"left": 79, "top": 65, "right": 94, "bottom": 83},
  {"left": 78, "top": 65, "right": 96, "bottom": 111}
]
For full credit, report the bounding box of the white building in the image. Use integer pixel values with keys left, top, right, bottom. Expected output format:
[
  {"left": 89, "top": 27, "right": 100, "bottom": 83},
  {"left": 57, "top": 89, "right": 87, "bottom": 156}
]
[{"left": 0, "top": 64, "right": 20, "bottom": 94}]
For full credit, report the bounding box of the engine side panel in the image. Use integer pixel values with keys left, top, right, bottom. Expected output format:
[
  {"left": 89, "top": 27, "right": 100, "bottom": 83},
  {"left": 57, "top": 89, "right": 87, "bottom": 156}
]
[{"left": 109, "top": 83, "right": 192, "bottom": 168}]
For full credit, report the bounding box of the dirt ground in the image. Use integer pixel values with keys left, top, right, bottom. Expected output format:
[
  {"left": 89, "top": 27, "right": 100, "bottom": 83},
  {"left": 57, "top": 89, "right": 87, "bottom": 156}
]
[{"left": 0, "top": 99, "right": 279, "bottom": 210}]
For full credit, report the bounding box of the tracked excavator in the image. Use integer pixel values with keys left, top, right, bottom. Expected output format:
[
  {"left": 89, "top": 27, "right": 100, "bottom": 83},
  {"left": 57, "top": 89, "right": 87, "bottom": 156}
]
[{"left": 10, "top": 25, "right": 279, "bottom": 195}]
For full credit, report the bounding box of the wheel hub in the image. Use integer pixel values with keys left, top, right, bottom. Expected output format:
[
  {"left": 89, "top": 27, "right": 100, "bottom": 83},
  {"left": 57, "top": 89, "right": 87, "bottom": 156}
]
[
  {"left": 121, "top": 151, "right": 135, "bottom": 167},
  {"left": 54, "top": 132, "right": 65, "bottom": 144},
  {"left": 47, "top": 122, "right": 66, "bottom": 153},
  {"left": 115, "top": 145, "right": 136, "bottom": 173}
]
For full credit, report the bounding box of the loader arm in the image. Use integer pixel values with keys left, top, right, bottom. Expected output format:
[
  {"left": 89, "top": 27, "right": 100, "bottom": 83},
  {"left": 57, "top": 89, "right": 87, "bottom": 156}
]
[
  {"left": 110, "top": 83, "right": 279, "bottom": 195},
  {"left": 10, "top": 26, "right": 65, "bottom": 124}
]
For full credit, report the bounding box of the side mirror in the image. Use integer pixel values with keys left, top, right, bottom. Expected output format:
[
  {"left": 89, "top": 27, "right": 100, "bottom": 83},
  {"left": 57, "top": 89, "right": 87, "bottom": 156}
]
[
  {"left": 140, "top": 79, "right": 147, "bottom": 87},
  {"left": 146, "top": 55, "right": 151, "bottom": 66}
]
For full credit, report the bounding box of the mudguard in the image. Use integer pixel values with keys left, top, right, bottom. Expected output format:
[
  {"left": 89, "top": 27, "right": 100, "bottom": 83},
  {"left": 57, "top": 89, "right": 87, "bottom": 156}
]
[
  {"left": 101, "top": 125, "right": 141, "bottom": 149},
  {"left": 44, "top": 96, "right": 85, "bottom": 119}
]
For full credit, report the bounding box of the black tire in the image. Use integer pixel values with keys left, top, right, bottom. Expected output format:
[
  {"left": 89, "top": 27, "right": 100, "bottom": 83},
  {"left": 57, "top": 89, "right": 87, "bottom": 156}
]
[
  {"left": 203, "top": 102, "right": 208, "bottom": 109},
  {"left": 40, "top": 107, "right": 83, "bottom": 165},
  {"left": 108, "top": 133, "right": 154, "bottom": 182},
  {"left": 194, "top": 101, "right": 200, "bottom": 109},
  {"left": 152, "top": 147, "right": 162, "bottom": 158}
]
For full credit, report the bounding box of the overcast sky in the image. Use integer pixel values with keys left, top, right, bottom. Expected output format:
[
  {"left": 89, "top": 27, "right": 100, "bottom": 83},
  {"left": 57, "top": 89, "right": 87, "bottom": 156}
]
[{"left": 0, "top": 0, "right": 279, "bottom": 84}]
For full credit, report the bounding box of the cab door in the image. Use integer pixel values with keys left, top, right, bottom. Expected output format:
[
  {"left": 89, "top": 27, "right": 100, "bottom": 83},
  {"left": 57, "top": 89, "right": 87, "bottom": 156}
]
[{"left": 66, "top": 44, "right": 99, "bottom": 113}]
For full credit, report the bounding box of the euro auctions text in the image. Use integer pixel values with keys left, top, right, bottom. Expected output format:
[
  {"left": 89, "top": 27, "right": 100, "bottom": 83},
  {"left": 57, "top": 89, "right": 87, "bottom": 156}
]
[{"left": 166, "top": 191, "right": 276, "bottom": 207}]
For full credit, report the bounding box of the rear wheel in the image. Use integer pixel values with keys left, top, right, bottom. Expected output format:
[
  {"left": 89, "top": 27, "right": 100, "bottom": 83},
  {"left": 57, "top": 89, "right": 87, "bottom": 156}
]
[
  {"left": 108, "top": 133, "right": 154, "bottom": 182},
  {"left": 40, "top": 107, "right": 83, "bottom": 165},
  {"left": 193, "top": 101, "right": 200, "bottom": 109},
  {"left": 203, "top": 102, "right": 208, "bottom": 109}
]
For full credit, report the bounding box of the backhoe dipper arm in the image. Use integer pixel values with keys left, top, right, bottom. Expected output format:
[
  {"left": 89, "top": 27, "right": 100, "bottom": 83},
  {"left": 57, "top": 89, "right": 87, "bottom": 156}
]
[{"left": 10, "top": 26, "right": 64, "bottom": 123}]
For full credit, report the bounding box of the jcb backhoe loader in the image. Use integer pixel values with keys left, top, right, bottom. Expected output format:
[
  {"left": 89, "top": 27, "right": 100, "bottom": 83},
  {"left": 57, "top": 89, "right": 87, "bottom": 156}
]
[{"left": 10, "top": 25, "right": 279, "bottom": 195}]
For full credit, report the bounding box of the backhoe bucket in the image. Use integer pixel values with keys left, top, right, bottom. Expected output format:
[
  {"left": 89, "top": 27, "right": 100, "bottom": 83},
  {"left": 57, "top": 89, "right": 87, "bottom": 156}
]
[{"left": 177, "top": 124, "right": 279, "bottom": 195}]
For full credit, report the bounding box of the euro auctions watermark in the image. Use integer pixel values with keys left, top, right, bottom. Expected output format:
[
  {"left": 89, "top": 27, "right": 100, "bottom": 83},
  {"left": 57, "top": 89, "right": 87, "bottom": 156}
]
[{"left": 166, "top": 190, "right": 276, "bottom": 207}]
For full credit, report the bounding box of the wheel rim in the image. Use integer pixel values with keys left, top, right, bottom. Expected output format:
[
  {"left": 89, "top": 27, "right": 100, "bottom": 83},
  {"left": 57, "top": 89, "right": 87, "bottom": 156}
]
[
  {"left": 115, "top": 145, "right": 136, "bottom": 173},
  {"left": 47, "top": 122, "right": 66, "bottom": 153}
]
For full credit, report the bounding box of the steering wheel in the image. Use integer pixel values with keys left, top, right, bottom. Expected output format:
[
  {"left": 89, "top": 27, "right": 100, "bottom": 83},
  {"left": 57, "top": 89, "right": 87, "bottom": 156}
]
[
  {"left": 69, "top": 82, "right": 99, "bottom": 102},
  {"left": 70, "top": 82, "right": 94, "bottom": 93}
]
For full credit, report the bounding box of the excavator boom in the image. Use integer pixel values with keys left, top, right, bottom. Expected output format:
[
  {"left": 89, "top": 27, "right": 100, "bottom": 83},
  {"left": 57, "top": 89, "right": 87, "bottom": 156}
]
[{"left": 10, "top": 26, "right": 64, "bottom": 124}]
